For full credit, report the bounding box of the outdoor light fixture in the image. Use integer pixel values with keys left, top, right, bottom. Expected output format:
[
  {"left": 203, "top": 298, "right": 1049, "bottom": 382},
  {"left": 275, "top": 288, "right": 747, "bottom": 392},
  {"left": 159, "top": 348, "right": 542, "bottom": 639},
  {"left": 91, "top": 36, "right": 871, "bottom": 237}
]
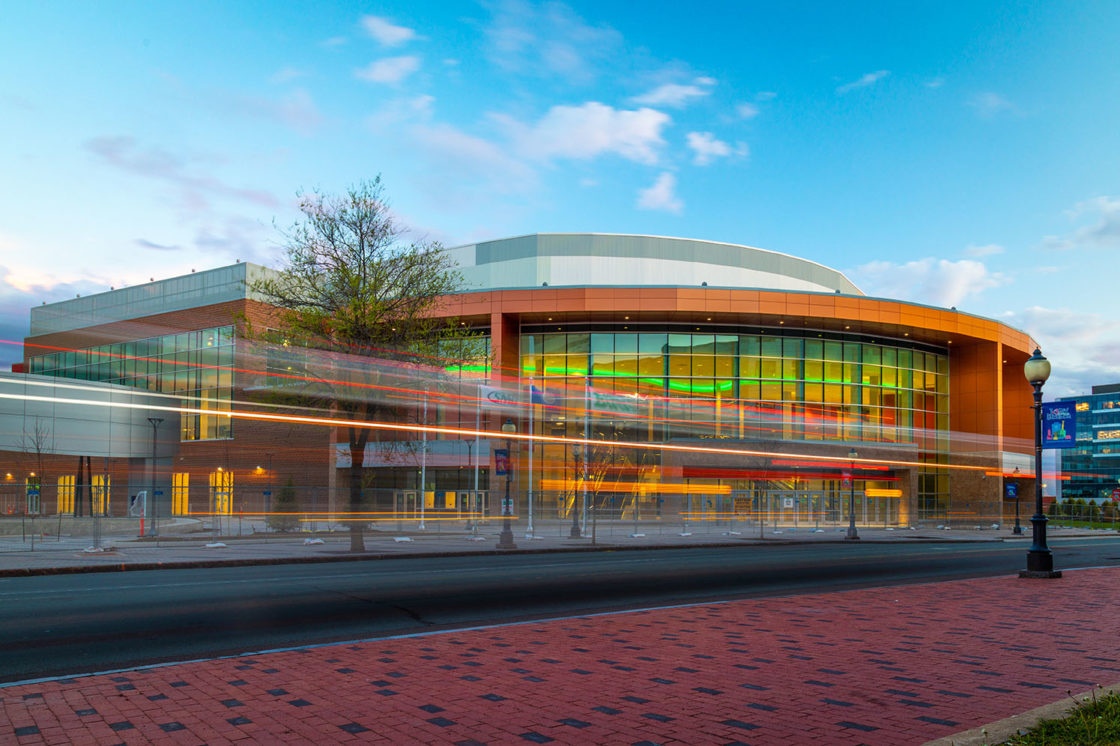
[
  {"left": 496, "top": 417, "right": 517, "bottom": 549},
  {"left": 1012, "top": 466, "right": 1022, "bottom": 535},
  {"left": 1020, "top": 348, "right": 1060, "bottom": 578},
  {"left": 569, "top": 445, "right": 583, "bottom": 538},
  {"left": 846, "top": 448, "right": 859, "bottom": 540}
]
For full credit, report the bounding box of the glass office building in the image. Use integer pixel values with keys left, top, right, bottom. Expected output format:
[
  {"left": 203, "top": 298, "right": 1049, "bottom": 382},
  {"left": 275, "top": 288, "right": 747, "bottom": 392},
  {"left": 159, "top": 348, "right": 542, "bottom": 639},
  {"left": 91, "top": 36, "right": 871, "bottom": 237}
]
[{"left": 1059, "top": 383, "right": 1120, "bottom": 502}]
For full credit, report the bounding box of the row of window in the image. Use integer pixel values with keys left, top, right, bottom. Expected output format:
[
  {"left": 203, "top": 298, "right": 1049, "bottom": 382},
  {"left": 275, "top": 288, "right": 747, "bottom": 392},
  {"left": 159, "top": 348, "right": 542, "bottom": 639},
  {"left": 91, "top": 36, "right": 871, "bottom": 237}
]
[
  {"left": 29, "top": 326, "right": 236, "bottom": 442},
  {"left": 522, "top": 333, "right": 947, "bottom": 371}
]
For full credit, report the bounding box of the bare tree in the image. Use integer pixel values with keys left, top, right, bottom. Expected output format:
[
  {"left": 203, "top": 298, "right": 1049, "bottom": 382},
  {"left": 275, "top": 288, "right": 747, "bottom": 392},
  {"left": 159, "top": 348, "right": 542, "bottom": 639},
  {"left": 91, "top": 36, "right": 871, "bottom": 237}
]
[
  {"left": 17, "top": 416, "right": 52, "bottom": 514},
  {"left": 252, "top": 177, "right": 479, "bottom": 551}
]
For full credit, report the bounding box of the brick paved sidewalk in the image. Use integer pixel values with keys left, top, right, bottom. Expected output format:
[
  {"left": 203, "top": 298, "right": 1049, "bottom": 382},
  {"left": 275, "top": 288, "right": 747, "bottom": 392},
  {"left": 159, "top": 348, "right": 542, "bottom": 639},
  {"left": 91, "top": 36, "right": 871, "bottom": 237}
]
[{"left": 3, "top": 568, "right": 1118, "bottom": 745}]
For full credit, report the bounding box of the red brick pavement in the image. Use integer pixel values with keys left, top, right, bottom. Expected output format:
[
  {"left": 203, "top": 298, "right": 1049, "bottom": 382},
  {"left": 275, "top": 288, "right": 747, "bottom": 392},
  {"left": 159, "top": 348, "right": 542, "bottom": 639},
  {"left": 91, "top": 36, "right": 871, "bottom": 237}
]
[{"left": 3, "top": 567, "right": 1119, "bottom": 745}]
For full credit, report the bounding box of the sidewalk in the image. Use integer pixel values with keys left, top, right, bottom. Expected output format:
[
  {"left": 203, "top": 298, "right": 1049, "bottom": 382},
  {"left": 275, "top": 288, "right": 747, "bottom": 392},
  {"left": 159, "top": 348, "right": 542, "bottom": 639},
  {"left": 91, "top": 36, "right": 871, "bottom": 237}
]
[
  {"left": 1, "top": 519, "right": 1111, "bottom": 576},
  {"left": 3, "top": 566, "right": 1118, "bottom": 744}
]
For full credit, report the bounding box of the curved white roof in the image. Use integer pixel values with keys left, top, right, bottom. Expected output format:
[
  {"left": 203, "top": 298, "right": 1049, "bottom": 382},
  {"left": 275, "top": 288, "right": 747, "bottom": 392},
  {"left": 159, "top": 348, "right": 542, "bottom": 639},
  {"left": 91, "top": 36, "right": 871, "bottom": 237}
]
[{"left": 446, "top": 233, "right": 862, "bottom": 295}]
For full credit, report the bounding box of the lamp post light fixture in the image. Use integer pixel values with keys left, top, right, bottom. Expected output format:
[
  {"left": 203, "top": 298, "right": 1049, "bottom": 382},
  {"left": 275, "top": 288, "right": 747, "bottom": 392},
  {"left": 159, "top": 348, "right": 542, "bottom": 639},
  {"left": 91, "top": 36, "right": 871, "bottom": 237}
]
[
  {"left": 569, "top": 445, "right": 582, "bottom": 538},
  {"left": 496, "top": 418, "right": 518, "bottom": 549},
  {"left": 845, "top": 448, "right": 860, "bottom": 540},
  {"left": 147, "top": 417, "right": 163, "bottom": 536},
  {"left": 1020, "top": 348, "right": 1061, "bottom": 579},
  {"left": 1012, "top": 466, "right": 1022, "bottom": 535},
  {"left": 465, "top": 438, "right": 475, "bottom": 531}
]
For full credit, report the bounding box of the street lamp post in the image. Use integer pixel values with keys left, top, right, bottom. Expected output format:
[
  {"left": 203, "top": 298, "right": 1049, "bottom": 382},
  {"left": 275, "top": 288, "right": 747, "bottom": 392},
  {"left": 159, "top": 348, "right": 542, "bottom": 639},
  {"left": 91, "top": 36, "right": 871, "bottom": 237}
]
[
  {"left": 147, "top": 417, "right": 163, "bottom": 536},
  {"left": 1020, "top": 348, "right": 1061, "bottom": 578},
  {"left": 1012, "top": 466, "right": 1022, "bottom": 535},
  {"left": 569, "top": 445, "right": 582, "bottom": 538},
  {"left": 496, "top": 418, "right": 517, "bottom": 549},
  {"left": 465, "top": 439, "right": 474, "bottom": 530},
  {"left": 845, "top": 448, "right": 860, "bottom": 540}
]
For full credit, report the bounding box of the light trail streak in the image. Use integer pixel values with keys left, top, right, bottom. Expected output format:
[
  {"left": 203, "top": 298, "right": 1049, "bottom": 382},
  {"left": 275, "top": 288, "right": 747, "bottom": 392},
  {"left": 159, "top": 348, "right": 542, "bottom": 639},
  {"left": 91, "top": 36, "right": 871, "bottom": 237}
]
[{"left": 0, "top": 389, "right": 1023, "bottom": 476}]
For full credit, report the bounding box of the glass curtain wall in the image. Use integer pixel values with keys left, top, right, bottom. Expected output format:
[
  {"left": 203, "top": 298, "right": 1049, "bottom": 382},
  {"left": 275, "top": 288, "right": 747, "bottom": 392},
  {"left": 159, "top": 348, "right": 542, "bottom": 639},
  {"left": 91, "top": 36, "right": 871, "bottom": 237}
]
[
  {"left": 521, "top": 329, "right": 950, "bottom": 519},
  {"left": 29, "top": 325, "right": 235, "bottom": 441}
]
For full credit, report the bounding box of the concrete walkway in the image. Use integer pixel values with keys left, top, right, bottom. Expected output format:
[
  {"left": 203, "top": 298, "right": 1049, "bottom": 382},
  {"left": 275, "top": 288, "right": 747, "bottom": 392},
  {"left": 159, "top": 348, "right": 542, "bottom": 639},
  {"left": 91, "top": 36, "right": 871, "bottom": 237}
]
[
  {"left": 1, "top": 520, "right": 1112, "bottom": 576},
  {"left": 3, "top": 565, "right": 1118, "bottom": 744}
]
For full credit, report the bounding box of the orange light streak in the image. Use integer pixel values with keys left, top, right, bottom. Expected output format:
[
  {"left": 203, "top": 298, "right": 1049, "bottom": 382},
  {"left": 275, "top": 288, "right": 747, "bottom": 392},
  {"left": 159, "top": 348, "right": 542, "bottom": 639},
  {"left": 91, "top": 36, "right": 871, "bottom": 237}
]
[
  {"left": 0, "top": 389, "right": 1006, "bottom": 476},
  {"left": 539, "top": 479, "right": 730, "bottom": 495}
]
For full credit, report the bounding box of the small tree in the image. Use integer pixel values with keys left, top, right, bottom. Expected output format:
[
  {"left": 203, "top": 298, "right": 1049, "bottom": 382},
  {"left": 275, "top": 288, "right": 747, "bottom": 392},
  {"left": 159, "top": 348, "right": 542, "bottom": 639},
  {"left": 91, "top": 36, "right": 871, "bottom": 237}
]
[
  {"left": 268, "top": 476, "right": 299, "bottom": 532},
  {"left": 253, "top": 177, "right": 479, "bottom": 551}
]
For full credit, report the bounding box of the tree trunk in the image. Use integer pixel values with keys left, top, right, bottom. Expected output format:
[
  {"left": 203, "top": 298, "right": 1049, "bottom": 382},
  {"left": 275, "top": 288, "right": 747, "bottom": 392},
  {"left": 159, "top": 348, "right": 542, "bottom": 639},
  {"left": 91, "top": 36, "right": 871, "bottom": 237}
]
[{"left": 348, "top": 427, "right": 369, "bottom": 552}]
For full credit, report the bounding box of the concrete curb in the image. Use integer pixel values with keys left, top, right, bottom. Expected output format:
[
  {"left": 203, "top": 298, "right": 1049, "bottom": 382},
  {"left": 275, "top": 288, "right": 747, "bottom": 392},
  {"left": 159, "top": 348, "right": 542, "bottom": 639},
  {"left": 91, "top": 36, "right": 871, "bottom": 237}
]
[
  {"left": 923, "top": 682, "right": 1120, "bottom": 745},
  {"left": 0, "top": 536, "right": 1001, "bottom": 578}
]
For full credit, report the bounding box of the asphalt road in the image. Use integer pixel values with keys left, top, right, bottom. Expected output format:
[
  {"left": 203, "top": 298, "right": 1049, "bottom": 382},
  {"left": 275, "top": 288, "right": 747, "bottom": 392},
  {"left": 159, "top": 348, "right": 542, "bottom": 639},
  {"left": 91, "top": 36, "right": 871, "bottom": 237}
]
[{"left": 2, "top": 537, "right": 1118, "bottom": 684}]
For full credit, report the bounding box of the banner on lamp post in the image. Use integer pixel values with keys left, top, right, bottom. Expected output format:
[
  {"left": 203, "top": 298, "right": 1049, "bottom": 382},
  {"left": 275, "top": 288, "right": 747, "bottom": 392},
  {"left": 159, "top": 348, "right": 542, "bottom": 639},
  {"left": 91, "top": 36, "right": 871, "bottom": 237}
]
[{"left": 1041, "top": 402, "right": 1076, "bottom": 449}]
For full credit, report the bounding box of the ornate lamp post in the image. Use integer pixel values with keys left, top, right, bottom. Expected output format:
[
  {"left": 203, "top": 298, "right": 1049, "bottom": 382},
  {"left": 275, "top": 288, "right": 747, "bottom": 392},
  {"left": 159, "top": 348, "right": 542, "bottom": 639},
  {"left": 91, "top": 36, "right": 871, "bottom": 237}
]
[
  {"left": 845, "top": 448, "right": 860, "bottom": 540},
  {"left": 570, "top": 445, "right": 582, "bottom": 538},
  {"left": 496, "top": 418, "right": 517, "bottom": 549},
  {"left": 1012, "top": 466, "right": 1022, "bottom": 535},
  {"left": 147, "top": 417, "right": 163, "bottom": 536},
  {"left": 1020, "top": 348, "right": 1061, "bottom": 578}
]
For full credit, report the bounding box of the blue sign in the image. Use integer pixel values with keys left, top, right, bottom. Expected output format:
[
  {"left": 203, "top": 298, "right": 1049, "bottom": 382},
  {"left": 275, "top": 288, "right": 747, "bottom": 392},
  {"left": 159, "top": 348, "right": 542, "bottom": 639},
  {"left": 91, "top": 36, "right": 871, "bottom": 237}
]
[
  {"left": 1005, "top": 482, "right": 1018, "bottom": 499},
  {"left": 1041, "top": 402, "right": 1076, "bottom": 449},
  {"left": 494, "top": 448, "right": 510, "bottom": 476}
]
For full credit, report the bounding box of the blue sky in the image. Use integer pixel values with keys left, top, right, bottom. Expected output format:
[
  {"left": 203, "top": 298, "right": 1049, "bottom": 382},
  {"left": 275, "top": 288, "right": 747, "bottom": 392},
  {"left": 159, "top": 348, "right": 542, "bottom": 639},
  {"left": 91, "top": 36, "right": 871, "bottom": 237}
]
[{"left": 2, "top": 1, "right": 1119, "bottom": 396}]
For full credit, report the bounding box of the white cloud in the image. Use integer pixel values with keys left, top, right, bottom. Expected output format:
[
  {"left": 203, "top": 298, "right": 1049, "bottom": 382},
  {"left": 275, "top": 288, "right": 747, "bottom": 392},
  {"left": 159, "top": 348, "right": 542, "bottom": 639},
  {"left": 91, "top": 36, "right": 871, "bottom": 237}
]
[
  {"left": 498, "top": 102, "right": 670, "bottom": 165},
  {"left": 963, "top": 243, "right": 1004, "bottom": 257},
  {"left": 630, "top": 77, "right": 715, "bottom": 108},
  {"left": 736, "top": 102, "right": 759, "bottom": 119},
  {"left": 355, "top": 56, "right": 421, "bottom": 84},
  {"left": 322, "top": 36, "right": 347, "bottom": 48},
  {"left": 837, "top": 70, "right": 890, "bottom": 94},
  {"left": 361, "top": 15, "right": 418, "bottom": 46},
  {"left": 999, "top": 306, "right": 1120, "bottom": 397},
  {"left": 968, "top": 92, "right": 1016, "bottom": 118},
  {"left": 925, "top": 76, "right": 945, "bottom": 88},
  {"left": 637, "top": 171, "right": 682, "bottom": 214},
  {"left": 756, "top": 91, "right": 777, "bottom": 101},
  {"left": 852, "top": 257, "right": 1007, "bottom": 308},
  {"left": 686, "top": 132, "right": 746, "bottom": 166}
]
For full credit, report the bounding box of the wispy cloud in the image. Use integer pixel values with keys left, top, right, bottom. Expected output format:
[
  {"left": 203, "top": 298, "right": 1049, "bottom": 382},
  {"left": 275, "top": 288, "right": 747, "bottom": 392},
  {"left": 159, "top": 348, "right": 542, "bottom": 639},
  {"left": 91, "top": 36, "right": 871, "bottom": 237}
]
[
  {"left": 686, "top": 132, "right": 746, "bottom": 166},
  {"left": 963, "top": 243, "right": 1004, "bottom": 257},
  {"left": 220, "top": 88, "right": 324, "bottom": 135},
  {"left": 837, "top": 69, "right": 889, "bottom": 94},
  {"left": 925, "top": 76, "right": 945, "bottom": 88},
  {"left": 269, "top": 67, "right": 305, "bottom": 85},
  {"left": 968, "top": 91, "right": 1016, "bottom": 118},
  {"left": 630, "top": 77, "right": 715, "bottom": 108},
  {"left": 1000, "top": 306, "right": 1120, "bottom": 397},
  {"left": 637, "top": 171, "right": 682, "bottom": 214},
  {"left": 497, "top": 102, "right": 671, "bottom": 165},
  {"left": 1043, "top": 196, "right": 1120, "bottom": 251},
  {"left": 853, "top": 257, "right": 1007, "bottom": 308},
  {"left": 366, "top": 95, "right": 436, "bottom": 132},
  {"left": 135, "top": 239, "right": 181, "bottom": 251},
  {"left": 84, "top": 136, "right": 278, "bottom": 208},
  {"left": 483, "top": 0, "right": 622, "bottom": 84},
  {"left": 361, "top": 15, "right": 418, "bottom": 46},
  {"left": 736, "top": 102, "right": 759, "bottom": 119},
  {"left": 355, "top": 56, "right": 422, "bottom": 84}
]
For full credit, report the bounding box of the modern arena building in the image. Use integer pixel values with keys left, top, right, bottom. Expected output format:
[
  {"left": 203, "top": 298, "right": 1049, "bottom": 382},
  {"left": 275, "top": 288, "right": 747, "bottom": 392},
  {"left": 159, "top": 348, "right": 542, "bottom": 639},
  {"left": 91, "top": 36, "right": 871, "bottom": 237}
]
[{"left": 8, "top": 233, "right": 1038, "bottom": 530}]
